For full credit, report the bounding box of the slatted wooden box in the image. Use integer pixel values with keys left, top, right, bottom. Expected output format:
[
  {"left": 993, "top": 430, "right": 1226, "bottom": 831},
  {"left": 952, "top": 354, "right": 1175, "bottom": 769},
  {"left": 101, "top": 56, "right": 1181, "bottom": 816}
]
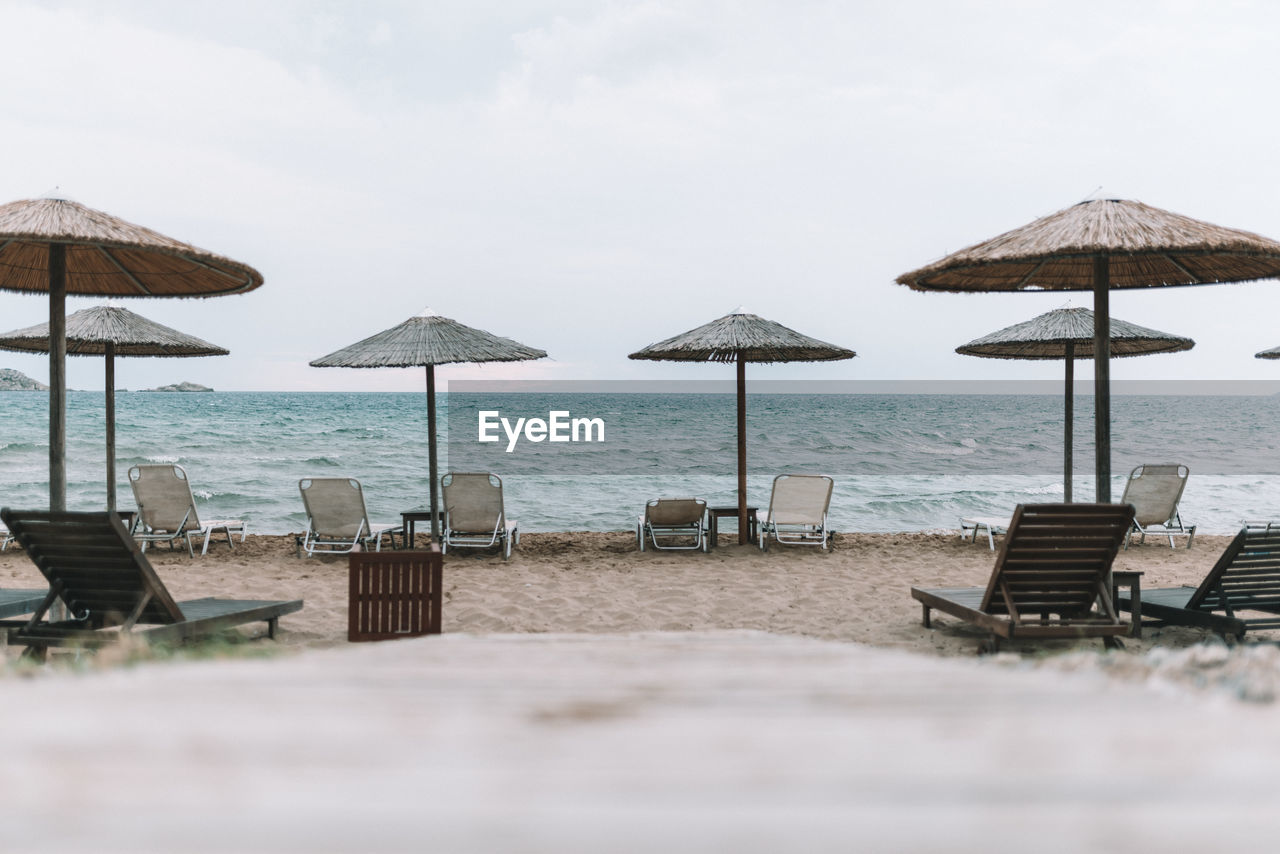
[{"left": 348, "top": 547, "right": 442, "bottom": 642}]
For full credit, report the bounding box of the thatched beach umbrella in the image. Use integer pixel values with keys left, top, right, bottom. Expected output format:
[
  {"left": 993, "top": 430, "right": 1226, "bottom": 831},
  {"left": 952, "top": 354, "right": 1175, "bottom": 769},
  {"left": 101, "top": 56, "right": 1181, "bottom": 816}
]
[
  {"left": 957, "top": 307, "right": 1193, "bottom": 502},
  {"left": 1255, "top": 346, "right": 1280, "bottom": 360},
  {"left": 0, "top": 305, "right": 228, "bottom": 511},
  {"left": 629, "top": 308, "right": 855, "bottom": 545},
  {"left": 898, "top": 199, "right": 1280, "bottom": 501},
  {"left": 0, "top": 195, "right": 261, "bottom": 510},
  {"left": 310, "top": 308, "right": 548, "bottom": 542}
]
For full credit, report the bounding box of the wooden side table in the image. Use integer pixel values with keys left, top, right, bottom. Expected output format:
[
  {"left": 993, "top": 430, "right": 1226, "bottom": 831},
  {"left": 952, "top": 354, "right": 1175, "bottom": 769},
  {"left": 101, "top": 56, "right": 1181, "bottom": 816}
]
[
  {"left": 400, "top": 508, "right": 443, "bottom": 547},
  {"left": 1112, "top": 570, "right": 1143, "bottom": 638},
  {"left": 707, "top": 506, "right": 759, "bottom": 548}
]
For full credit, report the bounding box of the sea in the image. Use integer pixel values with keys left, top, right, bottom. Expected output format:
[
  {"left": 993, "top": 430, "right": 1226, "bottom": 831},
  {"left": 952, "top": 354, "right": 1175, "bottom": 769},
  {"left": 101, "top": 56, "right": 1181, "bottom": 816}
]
[{"left": 1, "top": 389, "right": 1278, "bottom": 536}]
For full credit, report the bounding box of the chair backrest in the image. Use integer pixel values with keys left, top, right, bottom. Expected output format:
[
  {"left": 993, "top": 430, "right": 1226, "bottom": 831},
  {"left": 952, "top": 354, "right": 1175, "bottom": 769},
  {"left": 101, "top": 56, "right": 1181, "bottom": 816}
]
[
  {"left": 442, "top": 472, "right": 504, "bottom": 532},
  {"left": 980, "top": 503, "right": 1134, "bottom": 618},
  {"left": 765, "top": 475, "right": 834, "bottom": 525},
  {"left": 129, "top": 464, "right": 201, "bottom": 532},
  {"left": 645, "top": 498, "right": 706, "bottom": 526},
  {"left": 1120, "top": 464, "right": 1189, "bottom": 526},
  {"left": 1187, "top": 524, "right": 1280, "bottom": 612},
  {"left": 299, "top": 478, "right": 372, "bottom": 538},
  {"left": 0, "top": 509, "right": 185, "bottom": 626}
]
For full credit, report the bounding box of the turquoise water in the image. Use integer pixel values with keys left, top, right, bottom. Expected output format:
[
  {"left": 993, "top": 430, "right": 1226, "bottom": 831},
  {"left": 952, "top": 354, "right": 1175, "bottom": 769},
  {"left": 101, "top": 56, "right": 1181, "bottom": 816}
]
[{"left": 0, "top": 390, "right": 1277, "bottom": 535}]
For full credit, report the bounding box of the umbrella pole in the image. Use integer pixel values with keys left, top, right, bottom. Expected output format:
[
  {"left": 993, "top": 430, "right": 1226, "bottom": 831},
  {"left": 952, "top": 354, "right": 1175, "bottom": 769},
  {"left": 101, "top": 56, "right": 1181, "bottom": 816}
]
[
  {"left": 49, "top": 244, "right": 67, "bottom": 512},
  {"left": 105, "top": 344, "right": 116, "bottom": 512},
  {"left": 737, "top": 358, "right": 748, "bottom": 546},
  {"left": 427, "top": 364, "right": 440, "bottom": 543},
  {"left": 1093, "top": 256, "right": 1111, "bottom": 503},
  {"left": 1063, "top": 344, "right": 1073, "bottom": 504}
]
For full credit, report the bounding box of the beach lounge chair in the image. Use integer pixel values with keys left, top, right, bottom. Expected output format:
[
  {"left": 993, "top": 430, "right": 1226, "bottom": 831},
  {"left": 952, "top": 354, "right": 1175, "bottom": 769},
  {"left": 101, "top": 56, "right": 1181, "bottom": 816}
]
[
  {"left": 1117, "top": 523, "right": 1280, "bottom": 642},
  {"left": 959, "top": 516, "right": 1010, "bottom": 551},
  {"left": 757, "top": 474, "right": 834, "bottom": 551},
  {"left": 1121, "top": 463, "right": 1196, "bottom": 549},
  {"left": 911, "top": 503, "right": 1134, "bottom": 653},
  {"left": 441, "top": 472, "right": 519, "bottom": 559},
  {"left": 298, "top": 477, "right": 402, "bottom": 557},
  {"left": 128, "top": 463, "right": 247, "bottom": 557},
  {"left": 0, "top": 508, "right": 302, "bottom": 660},
  {"left": 637, "top": 498, "right": 709, "bottom": 552}
]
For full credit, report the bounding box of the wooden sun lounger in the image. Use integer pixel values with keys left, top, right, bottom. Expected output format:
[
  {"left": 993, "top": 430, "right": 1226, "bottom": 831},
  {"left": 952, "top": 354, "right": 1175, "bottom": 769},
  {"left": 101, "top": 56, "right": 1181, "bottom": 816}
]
[
  {"left": 1116, "top": 524, "right": 1280, "bottom": 642},
  {"left": 912, "top": 503, "right": 1135, "bottom": 653},
  {"left": 0, "top": 508, "right": 303, "bottom": 660}
]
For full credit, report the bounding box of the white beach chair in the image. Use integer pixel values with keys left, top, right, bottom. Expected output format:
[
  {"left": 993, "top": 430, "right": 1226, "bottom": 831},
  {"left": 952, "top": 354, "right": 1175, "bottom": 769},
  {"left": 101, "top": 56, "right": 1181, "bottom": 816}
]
[
  {"left": 637, "top": 498, "right": 709, "bottom": 552},
  {"left": 297, "top": 477, "right": 402, "bottom": 557},
  {"left": 757, "top": 474, "right": 834, "bottom": 551},
  {"left": 441, "top": 472, "right": 519, "bottom": 560},
  {"left": 129, "top": 463, "right": 247, "bottom": 557},
  {"left": 959, "top": 516, "right": 1010, "bottom": 551},
  {"left": 1121, "top": 463, "right": 1196, "bottom": 549}
]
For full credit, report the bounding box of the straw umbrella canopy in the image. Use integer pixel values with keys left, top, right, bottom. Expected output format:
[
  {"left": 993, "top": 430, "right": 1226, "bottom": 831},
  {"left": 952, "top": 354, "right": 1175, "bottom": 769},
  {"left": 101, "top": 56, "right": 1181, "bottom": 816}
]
[
  {"left": 0, "top": 195, "right": 261, "bottom": 510},
  {"left": 628, "top": 308, "right": 856, "bottom": 545},
  {"left": 310, "top": 309, "right": 548, "bottom": 542},
  {"left": 1255, "top": 346, "right": 1280, "bottom": 360},
  {"left": 898, "top": 198, "right": 1280, "bottom": 501},
  {"left": 956, "top": 307, "right": 1193, "bottom": 502},
  {"left": 0, "top": 305, "right": 228, "bottom": 511}
]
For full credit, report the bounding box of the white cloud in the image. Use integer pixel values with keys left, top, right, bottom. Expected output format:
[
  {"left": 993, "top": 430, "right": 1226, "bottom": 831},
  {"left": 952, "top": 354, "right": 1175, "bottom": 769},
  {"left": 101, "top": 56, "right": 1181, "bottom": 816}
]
[{"left": 1, "top": 0, "right": 1280, "bottom": 390}]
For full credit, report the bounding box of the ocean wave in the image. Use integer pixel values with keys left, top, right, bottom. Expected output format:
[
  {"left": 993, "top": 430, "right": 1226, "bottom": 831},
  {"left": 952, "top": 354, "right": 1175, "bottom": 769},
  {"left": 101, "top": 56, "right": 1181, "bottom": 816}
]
[{"left": 7, "top": 391, "right": 1280, "bottom": 533}]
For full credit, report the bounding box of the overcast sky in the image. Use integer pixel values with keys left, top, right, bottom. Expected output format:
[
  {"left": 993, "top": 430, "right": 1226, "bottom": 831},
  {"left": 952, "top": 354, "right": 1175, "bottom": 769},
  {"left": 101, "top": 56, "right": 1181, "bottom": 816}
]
[{"left": 2, "top": 0, "right": 1279, "bottom": 391}]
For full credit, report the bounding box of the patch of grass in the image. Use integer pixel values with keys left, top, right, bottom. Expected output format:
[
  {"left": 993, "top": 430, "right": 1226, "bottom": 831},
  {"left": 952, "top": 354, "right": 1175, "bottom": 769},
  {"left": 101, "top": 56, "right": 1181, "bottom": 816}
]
[{"left": 1, "top": 630, "right": 295, "bottom": 677}]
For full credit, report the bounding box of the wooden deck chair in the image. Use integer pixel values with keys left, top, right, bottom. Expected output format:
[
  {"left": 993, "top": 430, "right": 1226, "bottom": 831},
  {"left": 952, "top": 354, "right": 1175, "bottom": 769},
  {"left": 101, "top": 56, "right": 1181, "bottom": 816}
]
[
  {"left": 1117, "top": 523, "right": 1280, "bottom": 642},
  {"left": 129, "top": 464, "right": 247, "bottom": 556},
  {"left": 1121, "top": 463, "right": 1196, "bottom": 549},
  {"left": 757, "top": 474, "right": 834, "bottom": 551},
  {"left": 911, "top": 503, "right": 1135, "bottom": 653},
  {"left": 637, "top": 498, "right": 708, "bottom": 552},
  {"left": 441, "top": 472, "right": 519, "bottom": 560},
  {"left": 0, "top": 508, "right": 302, "bottom": 660},
  {"left": 298, "top": 477, "right": 402, "bottom": 557}
]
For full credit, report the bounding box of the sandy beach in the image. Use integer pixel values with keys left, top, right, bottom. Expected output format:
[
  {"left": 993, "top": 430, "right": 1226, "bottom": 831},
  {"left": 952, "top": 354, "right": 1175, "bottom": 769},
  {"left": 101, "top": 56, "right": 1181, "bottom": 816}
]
[
  {"left": 0, "top": 528, "right": 1249, "bottom": 658},
  {"left": 0, "top": 529, "right": 1277, "bottom": 852}
]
